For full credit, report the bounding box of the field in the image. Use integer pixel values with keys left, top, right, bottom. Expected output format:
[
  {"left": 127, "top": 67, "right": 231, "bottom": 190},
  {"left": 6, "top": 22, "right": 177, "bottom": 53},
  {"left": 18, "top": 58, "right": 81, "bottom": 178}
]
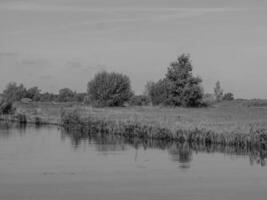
[{"left": 9, "top": 100, "right": 267, "bottom": 135}]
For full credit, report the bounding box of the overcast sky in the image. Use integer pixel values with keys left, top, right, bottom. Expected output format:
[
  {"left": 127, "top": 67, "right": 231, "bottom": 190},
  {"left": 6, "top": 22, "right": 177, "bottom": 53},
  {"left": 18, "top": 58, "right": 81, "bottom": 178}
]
[{"left": 1, "top": 0, "right": 267, "bottom": 98}]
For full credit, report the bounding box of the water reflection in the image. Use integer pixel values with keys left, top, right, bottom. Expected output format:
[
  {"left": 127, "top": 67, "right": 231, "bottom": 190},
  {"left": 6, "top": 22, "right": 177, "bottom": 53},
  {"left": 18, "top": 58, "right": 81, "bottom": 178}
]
[
  {"left": 0, "top": 122, "right": 27, "bottom": 138},
  {"left": 1, "top": 122, "right": 266, "bottom": 168},
  {"left": 62, "top": 129, "right": 267, "bottom": 168}
]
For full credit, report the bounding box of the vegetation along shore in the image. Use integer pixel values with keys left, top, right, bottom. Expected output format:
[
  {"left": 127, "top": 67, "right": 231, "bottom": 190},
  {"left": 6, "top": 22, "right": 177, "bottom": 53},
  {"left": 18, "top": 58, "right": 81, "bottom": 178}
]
[{"left": 1, "top": 54, "right": 267, "bottom": 148}]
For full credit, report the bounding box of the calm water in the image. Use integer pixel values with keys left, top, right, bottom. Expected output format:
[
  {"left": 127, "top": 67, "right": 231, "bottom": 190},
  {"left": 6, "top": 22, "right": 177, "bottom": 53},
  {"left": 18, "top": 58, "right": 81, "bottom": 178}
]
[{"left": 0, "top": 123, "right": 267, "bottom": 200}]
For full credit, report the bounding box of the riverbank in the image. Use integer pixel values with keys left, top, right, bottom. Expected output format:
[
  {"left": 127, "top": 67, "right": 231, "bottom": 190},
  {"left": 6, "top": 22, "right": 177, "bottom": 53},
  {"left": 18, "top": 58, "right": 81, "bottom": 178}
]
[{"left": 1, "top": 100, "right": 267, "bottom": 147}]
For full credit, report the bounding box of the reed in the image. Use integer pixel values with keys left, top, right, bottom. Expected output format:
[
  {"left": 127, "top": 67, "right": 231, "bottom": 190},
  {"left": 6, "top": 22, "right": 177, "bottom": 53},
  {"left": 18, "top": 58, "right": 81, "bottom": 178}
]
[
  {"left": 15, "top": 113, "right": 27, "bottom": 124},
  {"left": 61, "top": 110, "right": 267, "bottom": 148},
  {"left": 62, "top": 128, "right": 267, "bottom": 166}
]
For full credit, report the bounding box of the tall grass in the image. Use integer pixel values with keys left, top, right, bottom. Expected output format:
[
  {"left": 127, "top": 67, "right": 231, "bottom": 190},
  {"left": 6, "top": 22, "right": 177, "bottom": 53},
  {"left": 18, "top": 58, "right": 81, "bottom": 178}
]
[
  {"left": 61, "top": 109, "right": 267, "bottom": 148},
  {"left": 62, "top": 128, "right": 267, "bottom": 166}
]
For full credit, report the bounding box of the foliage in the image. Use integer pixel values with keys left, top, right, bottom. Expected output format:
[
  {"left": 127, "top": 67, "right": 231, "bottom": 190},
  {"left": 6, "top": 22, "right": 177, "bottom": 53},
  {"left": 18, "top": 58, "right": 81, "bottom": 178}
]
[
  {"left": 214, "top": 81, "right": 224, "bottom": 102},
  {"left": 74, "top": 93, "right": 87, "bottom": 102},
  {"left": 3, "top": 82, "right": 27, "bottom": 102},
  {"left": 129, "top": 95, "right": 151, "bottom": 106},
  {"left": 143, "top": 81, "right": 154, "bottom": 97},
  {"left": 87, "top": 71, "right": 133, "bottom": 107},
  {"left": 166, "top": 54, "right": 203, "bottom": 107},
  {"left": 1, "top": 82, "right": 87, "bottom": 103},
  {"left": 223, "top": 92, "right": 234, "bottom": 101},
  {"left": 146, "top": 54, "right": 203, "bottom": 107},
  {"left": 0, "top": 101, "right": 15, "bottom": 114},
  {"left": 202, "top": 93, "right": 216, "bottom": 106},
  {"left": 148, "top": 79, "right": 171, "bottom": 105},
  {"left": 26, "top": 87, "right": 41, "bottom": 101},
  {"left": 58, "top": 88, "right": 75, "bottom": 102}
]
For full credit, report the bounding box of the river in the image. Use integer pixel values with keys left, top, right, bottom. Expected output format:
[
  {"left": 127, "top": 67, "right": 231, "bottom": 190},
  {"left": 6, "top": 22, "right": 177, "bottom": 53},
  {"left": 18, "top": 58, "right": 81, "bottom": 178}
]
[{"left": 0, "top": 122, "right": 266, "bottom": 200}]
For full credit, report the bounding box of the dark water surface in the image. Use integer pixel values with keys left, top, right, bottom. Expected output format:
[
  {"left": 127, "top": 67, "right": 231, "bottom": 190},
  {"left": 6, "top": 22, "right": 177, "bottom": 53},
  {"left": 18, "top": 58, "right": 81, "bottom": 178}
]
[{"left": 0, "top": 123, "right": 267, "bottom": 200}]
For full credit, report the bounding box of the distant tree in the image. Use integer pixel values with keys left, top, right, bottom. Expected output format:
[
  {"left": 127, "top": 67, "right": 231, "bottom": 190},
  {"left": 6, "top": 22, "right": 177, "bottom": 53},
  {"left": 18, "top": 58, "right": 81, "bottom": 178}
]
[
  {"left": 58, "top": 88, "right": 75, "bottom": 102},
  {"left": 223, "top": 92, "right": 234, "bottom": 101},
  {"left": 145, "top": 54, "right": 203, "bottom": 107},
  {"left": 148, "top": 79, "right": 171, "bottom": 105},
  {"left": 3, "top": 82, "right": 27, "bottom": 102},
  {"left": 39, "top": 92, "right": 58, "bottom": 102},
  {"left": 165, "top": 54, "right": 203, "bottom": 107},
  {"left": 74, "top": 93, "right": 87, "bottom": 102},
  {"left": 143, "top": 81, "right": 154, "bottom": 97},
  {"left": 87, "top": 71, "right": 133, "bottom": 107},
  {"left": 214, "top": 81, "right": 224, "bottom": 102},
  {"left": 26, "top": 87, "right": 41, "bottom": 101},
  {"left": 129, "top": 95, "right": 151, "bottom": 106}
]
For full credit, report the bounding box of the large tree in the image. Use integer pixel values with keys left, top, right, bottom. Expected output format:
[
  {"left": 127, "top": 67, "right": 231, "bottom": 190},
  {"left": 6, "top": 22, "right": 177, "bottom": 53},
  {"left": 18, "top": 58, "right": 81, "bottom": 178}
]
[
  {"left": 146, "top": 54, "right": 203, "bottom": 107},
  {"left": 166, "top": 54, "right": 203, "bottom": 106},
  {"left": 3, "top": 82, "right": 27, "bottom": 102},
  {"left": 87, "top": 71, "right": 133, "bottom": 107}
]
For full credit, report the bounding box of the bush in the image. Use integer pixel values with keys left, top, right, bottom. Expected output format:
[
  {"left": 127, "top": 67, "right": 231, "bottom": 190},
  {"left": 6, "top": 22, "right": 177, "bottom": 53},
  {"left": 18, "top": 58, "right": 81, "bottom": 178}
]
[
  {"left": 223, "top": 93, "right": 234, "bottom": 101},
  {"left": 58, "top": 88, "right": 75, "bottom": 102},
  {"left": 0, "top": 101, "right": 15, "bottom": 114},
  {"left": 129, "top": 95, "right": 151, "bottom": 106},
  {"left": 87, "top": 71, "right": 133, "bottom": 107},
  {"left": 202, "top": 93, "right": 216, "bottom": 106}
]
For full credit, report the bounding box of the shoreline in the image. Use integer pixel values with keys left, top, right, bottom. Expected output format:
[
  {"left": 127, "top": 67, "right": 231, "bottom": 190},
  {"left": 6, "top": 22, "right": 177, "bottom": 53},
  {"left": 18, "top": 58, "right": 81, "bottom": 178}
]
[{"left": 1, "top": 101, "right": 267, "bottom": 149}]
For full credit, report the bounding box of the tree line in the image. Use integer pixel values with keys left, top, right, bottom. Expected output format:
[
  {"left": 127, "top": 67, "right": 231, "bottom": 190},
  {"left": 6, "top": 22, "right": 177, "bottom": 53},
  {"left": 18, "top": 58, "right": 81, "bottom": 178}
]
[
  {"left": 0, "top": 54, "right": 234, "bottom": 111},
  {"left": 1, "top": 83, "right": 87, "bottom": 103}
]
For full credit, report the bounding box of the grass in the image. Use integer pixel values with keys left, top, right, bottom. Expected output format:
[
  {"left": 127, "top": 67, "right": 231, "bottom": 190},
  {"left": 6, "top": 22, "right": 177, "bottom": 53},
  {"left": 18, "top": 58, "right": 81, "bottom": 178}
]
[{"left": 1, "top": 100, "right": 267, "bottom": 146}]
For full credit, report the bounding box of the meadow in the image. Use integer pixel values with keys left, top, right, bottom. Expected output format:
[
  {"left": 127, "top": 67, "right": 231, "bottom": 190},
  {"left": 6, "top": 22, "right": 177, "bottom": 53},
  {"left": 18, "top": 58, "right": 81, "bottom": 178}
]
[{"left": 5, "top": 99, "right": 267, "bottom": 135}]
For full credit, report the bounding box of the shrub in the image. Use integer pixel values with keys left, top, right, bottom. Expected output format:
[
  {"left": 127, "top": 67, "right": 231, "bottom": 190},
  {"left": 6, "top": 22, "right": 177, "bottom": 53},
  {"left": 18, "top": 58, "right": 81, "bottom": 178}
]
[
  {"left": 202, "top": 93, "right": 216, "bottom": 106},
  {"left": 129, "top": 95, "right": 151, "bottom": 106},
  {"left": 61, "top": 108, "right": 82, "bottom": 126},
  {"left": 0, "top": 101, "right": 15, "bottom": 114},
  {"left": 223, "top": 93, "right": 234, "bottom": 101},
  {"left": 58, "top": 88, "right": 75, "bottom": 102},
  {"left": 87, "top": 71, "right": 133, "bottom": 107}
]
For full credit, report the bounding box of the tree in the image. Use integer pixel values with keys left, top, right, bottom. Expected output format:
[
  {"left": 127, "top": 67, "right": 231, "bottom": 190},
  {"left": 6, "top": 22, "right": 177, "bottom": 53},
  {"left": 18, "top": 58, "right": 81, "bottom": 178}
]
[
  {"left": 144, "top": 54, "right": 203, "bottom": 107},
  {"left": 165, "top": 54, "right": 203, "bottom": 107},
  {"left": 214, "top": 81, "right": 224, "bottom": 102},
  {"left": 148, "top": 79, "right": 171, "bottom": 105},
  {"left": 223, "top": 92, "right": 234, "bottom": 101},
  {"left": 74, "top": 93, "right": 87, "bottom": 102},
  {"left": 58, "top": 88, "right": 75, "bottom": 102},
  {"left": 26, "top": 87, "right": 41, "bottom": 101},
  {"left": 39, "top": 92, "right": 58, "bottom": 102},
  {"left": 87, "top": 71, "right": 133, "bottom": 107},
  {"left": 3, "top": 82, "right": 27, "bottom": 102},
  {"left": 129, "top": 95, "right": 151, "bottom": 106},
  {"left": 143, "top": 81, "right": 154, "bottom": 97}
]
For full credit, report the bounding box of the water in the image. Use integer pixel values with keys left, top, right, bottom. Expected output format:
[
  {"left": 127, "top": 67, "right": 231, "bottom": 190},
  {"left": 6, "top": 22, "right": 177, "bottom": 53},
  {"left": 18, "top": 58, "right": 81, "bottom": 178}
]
[{"left": 0, "top": 123, "right": 267, "bottom": 200}]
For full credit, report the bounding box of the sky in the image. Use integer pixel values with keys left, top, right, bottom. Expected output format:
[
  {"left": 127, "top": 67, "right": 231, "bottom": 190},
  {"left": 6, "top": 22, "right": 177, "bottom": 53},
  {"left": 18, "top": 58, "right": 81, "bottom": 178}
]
[{"left": 0, "top": 0, "right": 267, "bottom": 98}]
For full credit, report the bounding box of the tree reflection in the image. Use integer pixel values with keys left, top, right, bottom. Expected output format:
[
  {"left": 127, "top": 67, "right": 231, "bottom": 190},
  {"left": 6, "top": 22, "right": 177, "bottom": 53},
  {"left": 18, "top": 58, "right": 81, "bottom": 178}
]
[
  {"left": 57, "top": 128, "right": 267, "bottom": 168},
  {"left": 168, "top": 143, "right": 192, "bottom": 169}
]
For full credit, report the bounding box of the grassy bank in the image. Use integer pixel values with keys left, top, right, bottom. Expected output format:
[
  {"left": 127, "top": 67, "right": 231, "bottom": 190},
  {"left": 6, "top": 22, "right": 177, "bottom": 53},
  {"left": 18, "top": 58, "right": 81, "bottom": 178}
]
[{"left": 1, "top": 100, "right": 267, "bottom": 147}]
